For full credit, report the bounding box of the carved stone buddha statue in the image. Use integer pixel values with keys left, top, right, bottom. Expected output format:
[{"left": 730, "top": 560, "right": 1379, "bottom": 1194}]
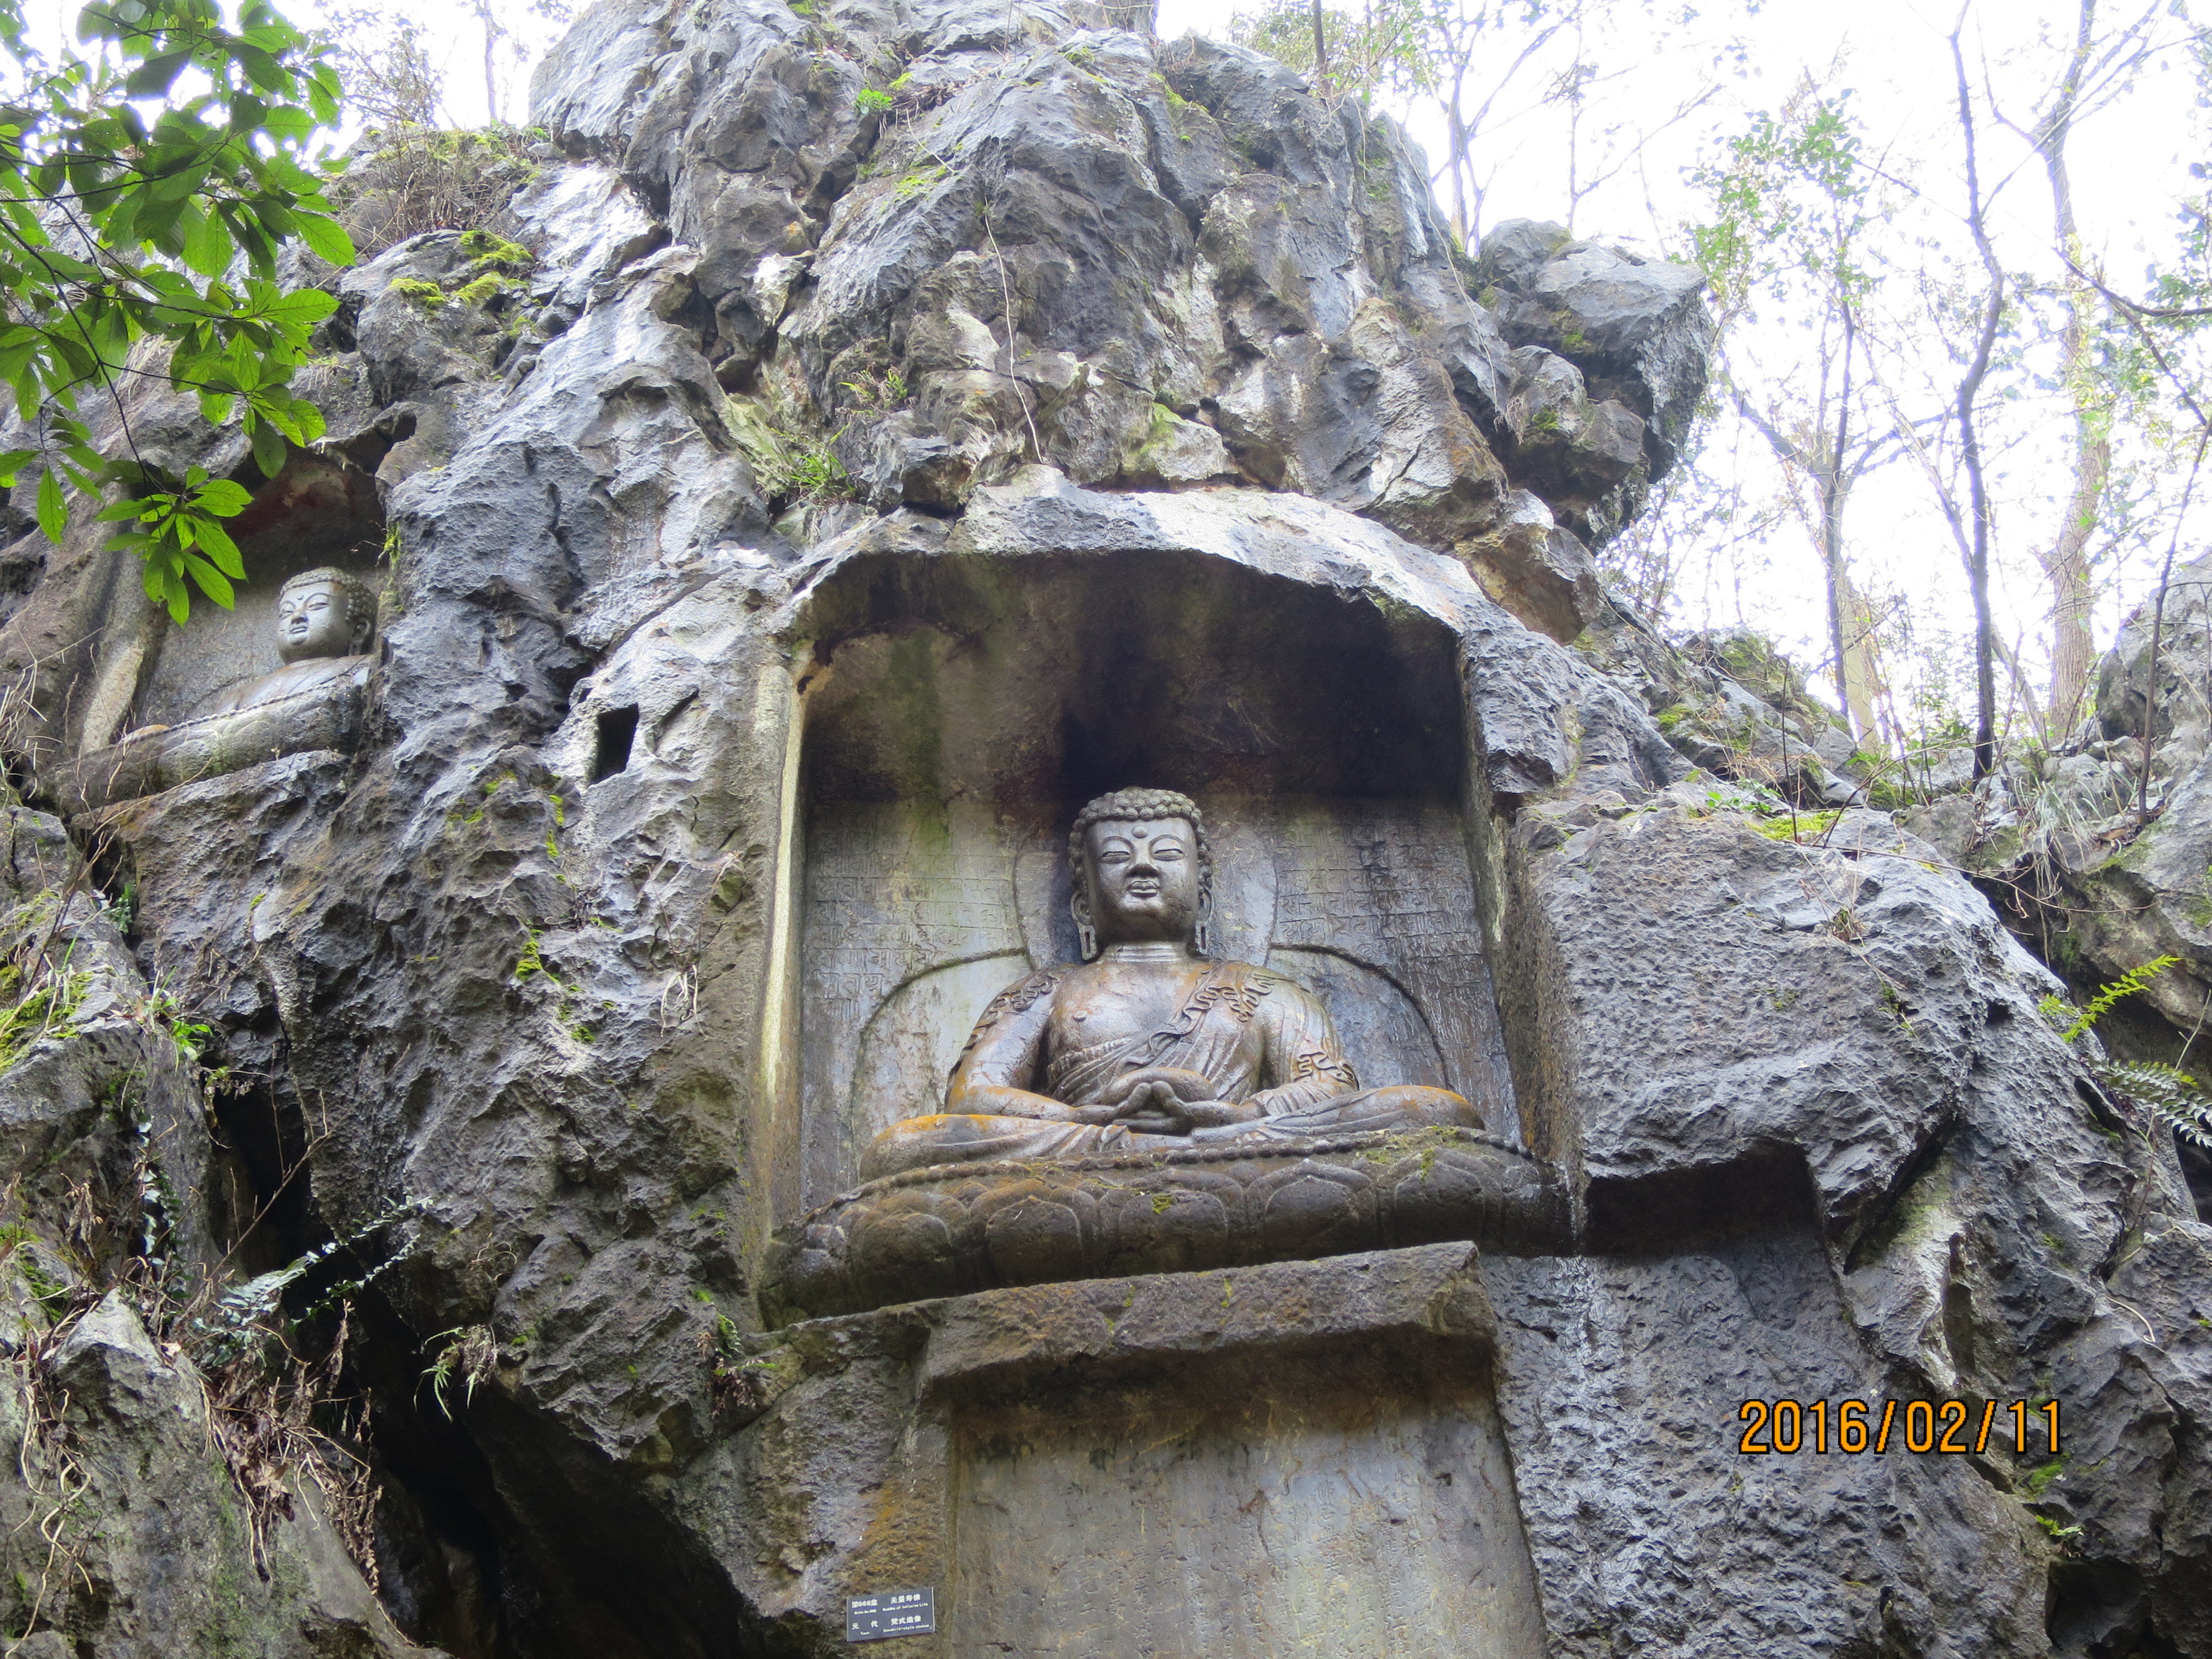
[
  {"left": 49, "top": 566, "right": 378, "bottom": 816},
  {"left": 862, "top": 787, "right": 1484, "bottom": 1181},
  {"left": 191, "top": 566, "right": 376, "bottom": 718}
]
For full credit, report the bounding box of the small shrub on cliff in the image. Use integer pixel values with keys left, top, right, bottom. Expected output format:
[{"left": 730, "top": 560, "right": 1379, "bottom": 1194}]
[{"left": 330, "top": 126, "right": 541, "bottom": 260}]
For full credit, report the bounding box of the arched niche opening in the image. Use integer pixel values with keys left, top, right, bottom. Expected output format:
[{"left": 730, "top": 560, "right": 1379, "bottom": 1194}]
[
  {"left": 787, "top": 549, "right": 1516, "bottom": 1213},
  {"left": 123, "top": 451, "right": 385, "bottom": 732}
]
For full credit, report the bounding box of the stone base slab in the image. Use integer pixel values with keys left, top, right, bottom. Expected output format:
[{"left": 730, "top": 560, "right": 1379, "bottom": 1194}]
[
  {"left": 761, "top": 1125, "right": 1569, "bottom": 1322},
  {"left": 709, "top": 1245, "right": 1548, "bottom": 1657}
]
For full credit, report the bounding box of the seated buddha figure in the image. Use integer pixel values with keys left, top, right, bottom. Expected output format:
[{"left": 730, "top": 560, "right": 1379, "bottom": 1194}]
[
  {"left": 861, "top": 787, "right": 1483, "bottom": 1181},
  {"left": 51, "top": 566, "right": 378, "bottom": 816},
  {"left": 191, "top": 566, "right": 376, "bottom": 718}
]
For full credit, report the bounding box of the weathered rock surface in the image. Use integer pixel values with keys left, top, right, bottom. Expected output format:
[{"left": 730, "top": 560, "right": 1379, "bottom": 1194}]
[
  {"left": 1900, "top": 557, "right": 2212, "bottom": 1219},
  {"left": 0, "top": 0, "right": 2195, "bottom": 1653},
  {"left": 1908, "top": 553, "right": 2212, "bottom": 1034},
  {"left": 1477, "top": 216, "right": 1712, "bottom": 545},
  {"left": 0, "top": 798, "right": 424, "bottom": 1657}
]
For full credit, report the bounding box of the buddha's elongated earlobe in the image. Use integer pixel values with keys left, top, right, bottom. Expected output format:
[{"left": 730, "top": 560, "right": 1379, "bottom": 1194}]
[
  {"left": 1193, "top": 874, "right": 1214, "bottom": 958},
  {"left": 1071, "top": 887, "right": 1099, "bottom": 961}
]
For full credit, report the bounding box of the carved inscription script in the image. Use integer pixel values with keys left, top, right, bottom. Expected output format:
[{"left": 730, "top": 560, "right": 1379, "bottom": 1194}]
[
  {"left": 1264, "top": 802, "right": 1514, "bottom": 1137},
  {"left": 800, "top": 802, "right": 1036, "bottom": 1207}
]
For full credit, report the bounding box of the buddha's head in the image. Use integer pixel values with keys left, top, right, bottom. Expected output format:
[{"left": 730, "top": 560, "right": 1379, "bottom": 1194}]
[
  {"left": 1068, "top": 787, "right": 1214, "bottom": 960},
  {"left": 276, "top": 567, "right": 376, "bottom": 664}
]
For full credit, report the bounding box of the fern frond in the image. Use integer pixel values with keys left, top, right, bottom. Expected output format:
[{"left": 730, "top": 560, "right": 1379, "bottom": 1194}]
[
  {"left": 2097, "top": 1060, "right": 2212, "bottom": 1150},
  {"left": 2062, "top": 955, "right": 2183, "bottom": 1044}
]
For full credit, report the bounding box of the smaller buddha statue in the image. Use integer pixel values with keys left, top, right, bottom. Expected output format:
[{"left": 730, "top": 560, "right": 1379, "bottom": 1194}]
[
  {"left": 191, "top": 566, "right": 377, "bottom": 718},
  {"left": 49, "top": 566, "right": 379, "bottom": 816},
  {"left": 861, "top": 788, "right": 1484, "bottom": 1181}
]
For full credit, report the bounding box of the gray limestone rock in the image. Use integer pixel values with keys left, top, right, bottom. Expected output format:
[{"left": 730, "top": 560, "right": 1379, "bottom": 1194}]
[
  {"left": 1477, "top": 217, "right": 1713, "bottom": 541},
  {"left": 0, "top": 807, "right": 423, "bottom": 1657},
  {"left": 1936, "top": 559, "right": 2212, "bottom": 1057},
  {"left": 0, "top": 0, "right": 2193, "bottom": 1652}
]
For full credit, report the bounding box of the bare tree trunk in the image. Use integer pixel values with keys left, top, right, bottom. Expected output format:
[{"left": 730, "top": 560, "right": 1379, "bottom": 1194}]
[
  {"left": 476, "top": 0, "right": 502, "bottom": 125},
  {"left": 1447, "top": 97, "right": 1467, "bottom": 247},
  {"left": 2036, "top": 0, "right": 2110, "bottom": 739},
  {"left": 1819, "top": 307, "right": 1885, "bottom": 739},
  {"left": 1952, "top": 21, "right": 2004, "bottom": 779},
  {"left": 1310, "top": 0, "right": 1328, "bottom": 90}
]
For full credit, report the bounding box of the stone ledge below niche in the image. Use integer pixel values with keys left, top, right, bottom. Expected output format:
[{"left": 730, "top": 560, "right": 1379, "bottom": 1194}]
[
  {"left": 738, "top": 1241, "right": 1506, "bottom": 1427},
  {"left": 760, "top": 1126, "right": 1569, "bottom": 1322}
]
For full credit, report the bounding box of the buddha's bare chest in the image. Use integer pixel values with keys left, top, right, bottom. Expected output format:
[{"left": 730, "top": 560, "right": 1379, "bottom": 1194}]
[{"left": 1048, "top": 967, "right": 1203, "bottom": 1053}]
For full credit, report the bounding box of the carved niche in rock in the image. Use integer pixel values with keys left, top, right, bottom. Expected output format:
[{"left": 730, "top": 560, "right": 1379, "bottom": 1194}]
[
  {"left": 51, "top": 566, "right": 378, "bottom": 817},
  {"left": 761, "top": 551, "right": 1549, "bottom": 1316}
]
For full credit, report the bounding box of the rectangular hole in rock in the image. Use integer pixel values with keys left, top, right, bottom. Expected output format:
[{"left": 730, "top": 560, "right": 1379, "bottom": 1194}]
[{"left": 591, "top": 706, "right": 639, "bottom": 783}]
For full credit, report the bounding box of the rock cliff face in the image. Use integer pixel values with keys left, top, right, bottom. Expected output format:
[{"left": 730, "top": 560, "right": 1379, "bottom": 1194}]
[{"left": 0, "top": 1, "right": 2204, "bottom": 1655}]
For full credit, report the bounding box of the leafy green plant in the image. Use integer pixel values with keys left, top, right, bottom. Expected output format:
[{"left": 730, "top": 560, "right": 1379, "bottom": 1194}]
[
  {"left": 142, "top": 985, "right": 210, "bottom": 1063},
  {"left": 95, "top": 465, "right": 251, "bottom": 618},
  {"left": 2098, "top": 1062, "right": 2212, "bottom": 1151},
  {"left": 2044, "top": 955, "right": 2212, "bottom": 1150},
  {"left": 700, "top": 1313, "right": 776, "bottom": 1418},
  {"left": 2041, "top": 955, "right": 2181, "bottom": 1045},
  {"left": 187, "top": 1198, "right": 422, "bottom": 1366},
  {"left": 422, "top": 1323, "right": 498, "bottom": 1416},
  {"left": 0, "top": 965, "right": 90, "bottom": 1071},
  {"left": 0, "top": 0, "right": 355, "bottom": 620},
  {"left": 723, "top": 389, "right": 848, "bottom": 505},
  {"left": 854, "top": 86, "right": 892, "bottom": 112}
]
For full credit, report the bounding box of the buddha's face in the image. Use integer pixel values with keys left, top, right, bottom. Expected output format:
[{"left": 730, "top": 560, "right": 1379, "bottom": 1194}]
[
  {"left": 1082, "top": 817, "right": 1201, "bottom": 945},
  {"left": 276, "top": 580, "right": 356, "bottom": 664}
]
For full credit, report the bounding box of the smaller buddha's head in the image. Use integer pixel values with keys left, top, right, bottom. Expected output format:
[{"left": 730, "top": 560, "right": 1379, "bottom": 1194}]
[
  {"left": 275, "top": 567, "right": 376, "bottom": 664},
  {"left": 1068, "top": 787, "right": 1214, "bottom": 960}
]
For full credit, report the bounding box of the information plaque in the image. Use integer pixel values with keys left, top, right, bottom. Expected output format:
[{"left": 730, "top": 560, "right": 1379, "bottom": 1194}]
[{"left": 846, "top": 1587, "right": 936, "bottom": 1642}]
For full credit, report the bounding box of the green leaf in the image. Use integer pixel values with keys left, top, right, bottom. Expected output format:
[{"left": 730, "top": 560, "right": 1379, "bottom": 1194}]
[
  {"left": 124, "top": 50, "right": 191, "bottom": 97},
  {"left": 35, "top": 468, "right": 65, "bottom": 543},
  {"left": 192, "top": 515, "right": 245, "bottom": 577},
  {"left": 148, "top": 161, "right": 209, "bottom": 204},
  {"left": 182, "top": 551, "right": 235, "bottom": 609},
  {"left": 256, "top": 286, "right": 337, "bottom": 329},
  {"left": 235, "top": 46, "right": 289, "bottom": 93},
  {"left": 194, "top": 478, "right": 253, "bottom": 516},
  {"left": 249, "top": 418, "right": 287, "bottom": 479},
  {"left": 181, "top": 205, "right": 232, "bottom": 279},
  {"left": 262, "top": 104, "right": 312, "bottom": 144},
  {"left": 290, "top": 210, "right": 354, "bottom": 268},
  {"left": 0, "top": 447, "right": 33, "bottom": 486},
  {"left": 254, "top": 399, "right": 305, "bottom": 444}
]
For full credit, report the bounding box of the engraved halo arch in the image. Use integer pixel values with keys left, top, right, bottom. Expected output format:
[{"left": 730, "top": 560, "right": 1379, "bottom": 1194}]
[{"left": 1066, "top": 786, "right": 1215, "bottom": 961}]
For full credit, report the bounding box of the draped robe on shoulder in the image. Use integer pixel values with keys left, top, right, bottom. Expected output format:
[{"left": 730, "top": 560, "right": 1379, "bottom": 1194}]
[{"left": 860, "top": 958, "right": 1478, "bottom": 1181}]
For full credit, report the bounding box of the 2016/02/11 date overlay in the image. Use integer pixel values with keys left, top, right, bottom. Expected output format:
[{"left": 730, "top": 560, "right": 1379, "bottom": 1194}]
[{"left": 1738, "top": 1399, "right": 2062, "bottom": 1455}]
